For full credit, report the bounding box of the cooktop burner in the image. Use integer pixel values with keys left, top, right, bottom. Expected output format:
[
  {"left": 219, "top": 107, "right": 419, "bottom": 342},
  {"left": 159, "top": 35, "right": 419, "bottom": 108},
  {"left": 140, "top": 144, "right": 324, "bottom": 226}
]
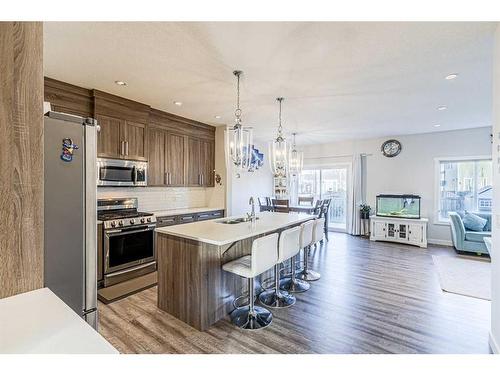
[
  {"left": 97, "top": 197, "right": 156, "bottom": 229},
  {"left": 97, "top": 209, "right": 153, "bottom": 221}
]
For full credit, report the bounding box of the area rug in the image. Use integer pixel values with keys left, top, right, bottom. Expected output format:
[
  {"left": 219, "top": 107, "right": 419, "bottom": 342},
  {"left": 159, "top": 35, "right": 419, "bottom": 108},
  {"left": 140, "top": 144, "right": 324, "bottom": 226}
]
[{"left": 432, "top": 255, "right": 491, "bottom": 300}]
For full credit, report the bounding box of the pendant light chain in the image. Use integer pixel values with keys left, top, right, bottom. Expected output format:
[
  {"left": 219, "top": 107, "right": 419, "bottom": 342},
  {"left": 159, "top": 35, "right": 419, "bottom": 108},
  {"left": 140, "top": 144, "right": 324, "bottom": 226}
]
[
  {"left": 234, "top": 70, "right": 242, "bottom": 126},
  {"left": 277, "top": 97, "right": 284, "bottom": 140}
]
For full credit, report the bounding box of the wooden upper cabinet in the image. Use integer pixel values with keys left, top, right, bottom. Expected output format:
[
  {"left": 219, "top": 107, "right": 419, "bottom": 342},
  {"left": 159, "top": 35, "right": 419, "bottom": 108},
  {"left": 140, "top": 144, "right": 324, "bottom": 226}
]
[
  {"left": 186, "top": 137, "right": 215, "bottom": 187},
  {"left": 123, "top": 121, "right": 147, "bottom": 161},
  {"left": 187, "top": 137, "right": 202, "bottom": 186},
  {"left": 96, "top": 114, "right": 124, "bottom": 159},
  {"left": 148, "top": 127, "right": 167, "bottom": 186},
  {"left": 44, "top": 80, "right": 218, "bottom": 184},
  {"left": 94, "top": 90, "right": 150, "bottom": 161},
  {"left": 200, "top": 139, "right": 215, "bottom": 187},
  {"left": 148, "top": 129, "right": 187, "bottom": 186},
  {"left": 165, "top": 133, "right": 186, "bottom": 186}
]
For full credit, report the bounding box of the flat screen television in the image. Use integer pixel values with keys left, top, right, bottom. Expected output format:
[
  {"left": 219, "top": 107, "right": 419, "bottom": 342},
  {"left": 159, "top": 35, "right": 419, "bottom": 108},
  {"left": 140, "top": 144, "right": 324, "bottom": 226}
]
[{"left": 376, "top": 194, "right": 421, "bottom": 219}]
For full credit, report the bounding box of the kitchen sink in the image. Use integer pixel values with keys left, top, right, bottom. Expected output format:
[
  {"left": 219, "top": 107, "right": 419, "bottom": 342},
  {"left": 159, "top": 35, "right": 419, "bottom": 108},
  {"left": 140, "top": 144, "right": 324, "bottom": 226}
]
[{"left": 217, "top": 217, "right": 259, "bottom": 224}]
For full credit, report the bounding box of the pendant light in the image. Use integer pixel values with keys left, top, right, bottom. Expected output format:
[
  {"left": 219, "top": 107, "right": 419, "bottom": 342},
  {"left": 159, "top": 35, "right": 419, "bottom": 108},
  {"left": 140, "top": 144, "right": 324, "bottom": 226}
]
[
  {"left": 288, "top": 132, "right": 303, "bottom": 177},
  {"left": 225, "top": 70, "right": 253, "bottom": 173},
  {"left": 269, "top": 97, "right": 288, "bottom": 177}
]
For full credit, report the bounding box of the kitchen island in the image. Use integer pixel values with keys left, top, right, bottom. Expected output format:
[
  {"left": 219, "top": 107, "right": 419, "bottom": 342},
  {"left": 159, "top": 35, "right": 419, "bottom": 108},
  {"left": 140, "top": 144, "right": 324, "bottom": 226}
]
[{"left": 155, "top": 211, "right": 315, "bottom": 330}]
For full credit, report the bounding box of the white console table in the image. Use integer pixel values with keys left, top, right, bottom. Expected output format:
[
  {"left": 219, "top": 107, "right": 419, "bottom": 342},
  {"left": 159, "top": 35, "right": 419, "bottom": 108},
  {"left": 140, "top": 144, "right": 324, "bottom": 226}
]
[{"left": 370, "top": 216, "right": 428, "bottom": 248}]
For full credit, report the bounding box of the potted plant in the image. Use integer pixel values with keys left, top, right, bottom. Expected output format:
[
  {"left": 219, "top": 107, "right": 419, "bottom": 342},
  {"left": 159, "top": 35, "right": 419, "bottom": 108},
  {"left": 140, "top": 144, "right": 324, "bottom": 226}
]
[{"left": 360, "top": 203, "right": 371, "bottom": 220}]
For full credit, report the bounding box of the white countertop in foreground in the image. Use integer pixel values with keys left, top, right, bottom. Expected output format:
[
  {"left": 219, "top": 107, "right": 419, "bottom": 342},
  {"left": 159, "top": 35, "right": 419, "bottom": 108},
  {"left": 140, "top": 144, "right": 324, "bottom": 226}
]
[
  {"left": 155, "top": 211, "right": 315, "bottom": 246},
  {"left": 152, "top": 206, "right": 224, "bottom": 217},
  {"left": 0, "top": 288, "right": 118, "bottom": 354}
]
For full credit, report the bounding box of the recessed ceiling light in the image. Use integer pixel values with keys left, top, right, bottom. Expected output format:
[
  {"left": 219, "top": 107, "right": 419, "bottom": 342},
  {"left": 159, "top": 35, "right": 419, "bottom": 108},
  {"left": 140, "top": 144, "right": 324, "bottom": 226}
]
[
  {"left": 214, "top": 115, "right": 221, "bottom": 119},
  {"left": 434, "top": 124, "right": 441, "bottom": 128},
  {"left": 173, "top": 101, "right": 183, "bottom": 106},
  {"left": 445, "top": 73, "right": 458, "bottom": 80},
  {"left": 437, "top": 105, "right": 447, "bottom": 111},
  {"left": 114, "top": 80, "right": 127, "bottom": 86}
]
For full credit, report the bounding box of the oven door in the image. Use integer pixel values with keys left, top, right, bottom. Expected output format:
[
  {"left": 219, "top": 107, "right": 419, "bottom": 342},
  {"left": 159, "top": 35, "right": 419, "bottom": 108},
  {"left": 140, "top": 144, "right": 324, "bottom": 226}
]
[{"left": 104, "top": 224, "right": 156, "bottom": 275}]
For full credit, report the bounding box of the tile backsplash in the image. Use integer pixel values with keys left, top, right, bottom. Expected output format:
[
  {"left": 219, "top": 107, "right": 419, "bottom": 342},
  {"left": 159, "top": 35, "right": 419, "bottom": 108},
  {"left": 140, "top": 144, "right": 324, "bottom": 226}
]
[{"left": 97, "top": 187, "right": 208, "bottom": 212}]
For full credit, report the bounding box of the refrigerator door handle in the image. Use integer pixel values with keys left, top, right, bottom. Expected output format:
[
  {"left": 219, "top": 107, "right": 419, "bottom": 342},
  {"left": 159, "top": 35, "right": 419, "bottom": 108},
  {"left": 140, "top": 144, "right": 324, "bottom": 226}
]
[{"left": 84, "top": 120, "right": 98, "bottom": 330}]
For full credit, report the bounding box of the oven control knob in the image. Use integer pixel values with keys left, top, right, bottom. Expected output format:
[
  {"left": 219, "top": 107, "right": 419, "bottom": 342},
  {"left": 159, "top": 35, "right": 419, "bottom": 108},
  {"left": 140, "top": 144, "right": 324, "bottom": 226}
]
[
  {"left": 118, "top": 220, "right": 124, "bottom": 227},
  {"left": 130, "top": 219, "right": 135, "bottom": 224},
  {"left": 147, "top": 217, "right": 152, "bottom": 223},
  {"left": 110, "top": 221, "right": 116, "bottom": 228},
  {"left": 140, "top": 218, "right": 146, "bottom": 223}
]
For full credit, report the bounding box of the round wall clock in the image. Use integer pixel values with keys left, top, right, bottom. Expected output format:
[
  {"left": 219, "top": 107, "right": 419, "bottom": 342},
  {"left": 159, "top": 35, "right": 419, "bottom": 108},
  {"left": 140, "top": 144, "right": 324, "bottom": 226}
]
[{"left": 381, "top": 139, "right": 402, "bottom": 157}]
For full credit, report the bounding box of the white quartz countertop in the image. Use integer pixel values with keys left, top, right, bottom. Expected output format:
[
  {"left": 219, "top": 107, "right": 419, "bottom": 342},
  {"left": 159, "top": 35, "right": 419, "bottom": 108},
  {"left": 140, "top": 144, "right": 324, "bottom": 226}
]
[
  {"left": 0, "top": 288, "right": 118, "bottom": 354},
  {"left": 155, "top": 211, "right": 316, "bottom": 246},
  {"left": 152, "top": 207, "right": 224, "bottom": 217}
]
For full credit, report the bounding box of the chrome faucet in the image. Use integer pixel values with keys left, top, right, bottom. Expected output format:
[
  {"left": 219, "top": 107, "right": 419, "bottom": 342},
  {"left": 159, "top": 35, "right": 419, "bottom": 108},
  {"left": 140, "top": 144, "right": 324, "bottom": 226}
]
[{"left": 248, "top": 197, "right": 256, "bottom": 224}]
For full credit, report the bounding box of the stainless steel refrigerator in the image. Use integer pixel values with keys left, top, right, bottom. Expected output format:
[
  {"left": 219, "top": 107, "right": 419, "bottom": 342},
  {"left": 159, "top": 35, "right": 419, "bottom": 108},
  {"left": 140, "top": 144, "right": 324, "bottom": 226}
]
[{"left": 44, "top": 111, "right": 98, "bottom": 329}]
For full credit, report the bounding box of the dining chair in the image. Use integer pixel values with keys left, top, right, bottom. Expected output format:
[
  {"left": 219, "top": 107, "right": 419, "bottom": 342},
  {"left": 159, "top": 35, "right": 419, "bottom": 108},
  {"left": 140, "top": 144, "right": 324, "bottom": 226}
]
[
  {"left": 272, "top": 199, "right": 290, "bottom": 213},
  {"left": 258, "top": 197, "right": 271, "bottom": 212},
  {"left": 320, "top": 199, "right": 331, "bottom": 241},
  {"left": 313, "top": 199, "right": 323, "bottom": 216}
]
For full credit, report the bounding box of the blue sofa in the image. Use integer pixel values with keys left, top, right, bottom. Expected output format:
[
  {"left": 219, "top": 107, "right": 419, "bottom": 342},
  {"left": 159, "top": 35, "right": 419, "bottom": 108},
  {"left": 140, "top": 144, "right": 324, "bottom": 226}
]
[{"left": 448, "top": 212, "right": 491, "bottom": 255}]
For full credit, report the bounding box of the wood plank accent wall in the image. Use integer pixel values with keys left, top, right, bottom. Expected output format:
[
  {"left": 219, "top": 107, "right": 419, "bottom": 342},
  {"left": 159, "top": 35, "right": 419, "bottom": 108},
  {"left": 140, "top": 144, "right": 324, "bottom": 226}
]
[{"left": 0, "top": 22, "right": 44, "bottom": 299}]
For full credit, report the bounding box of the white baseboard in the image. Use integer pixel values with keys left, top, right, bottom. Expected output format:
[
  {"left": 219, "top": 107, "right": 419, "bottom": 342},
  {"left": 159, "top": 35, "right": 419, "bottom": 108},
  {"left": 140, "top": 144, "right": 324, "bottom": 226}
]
[
  {"left": 489, "top": 332, "right": 499, "bottom": 354},
  {"left": 428, "top": 238, "right": 453, "bottom": 247}
]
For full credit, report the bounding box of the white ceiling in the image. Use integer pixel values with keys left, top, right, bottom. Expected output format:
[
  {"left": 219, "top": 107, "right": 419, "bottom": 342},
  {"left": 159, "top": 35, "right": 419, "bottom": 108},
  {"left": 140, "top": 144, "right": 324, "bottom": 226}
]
[{"left": 44, "top": 22, "right": 496, "bottom": 145}]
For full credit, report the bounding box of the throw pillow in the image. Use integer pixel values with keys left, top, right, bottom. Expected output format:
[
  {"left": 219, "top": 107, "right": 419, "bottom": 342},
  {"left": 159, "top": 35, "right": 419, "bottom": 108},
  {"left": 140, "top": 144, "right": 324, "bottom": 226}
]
[{"left": 462, "top": 212, "right": 487, "bottom": 232}]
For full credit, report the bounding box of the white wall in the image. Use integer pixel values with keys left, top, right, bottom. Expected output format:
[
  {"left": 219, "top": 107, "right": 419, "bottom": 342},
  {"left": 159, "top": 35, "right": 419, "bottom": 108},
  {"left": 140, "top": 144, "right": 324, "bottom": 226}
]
[
  {"left": 301, "top": 127, "right": 492, "bottom": 245},
  {"left": 226, "top": 139, "right": 274, "bottom": 216},
  {"left": 490, "top": 23, "right": 500, "bottom": 354}
]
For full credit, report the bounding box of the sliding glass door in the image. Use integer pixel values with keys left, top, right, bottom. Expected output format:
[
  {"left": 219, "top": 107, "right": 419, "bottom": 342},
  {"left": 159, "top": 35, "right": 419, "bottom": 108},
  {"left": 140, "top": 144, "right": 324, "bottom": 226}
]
[{"left": 297, "top": 166, "right": 349, "bottom": 231}]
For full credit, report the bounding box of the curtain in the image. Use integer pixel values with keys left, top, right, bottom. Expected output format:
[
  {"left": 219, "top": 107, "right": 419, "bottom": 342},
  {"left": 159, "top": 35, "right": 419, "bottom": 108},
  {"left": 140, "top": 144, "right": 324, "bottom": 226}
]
[{"left": 348, "top": 154, "right": 366, "bottom": 235}]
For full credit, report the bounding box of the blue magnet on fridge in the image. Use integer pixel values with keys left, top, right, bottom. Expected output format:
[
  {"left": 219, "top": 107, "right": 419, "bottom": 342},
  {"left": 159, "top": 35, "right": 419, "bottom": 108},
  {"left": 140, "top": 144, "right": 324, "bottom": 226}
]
[{"left": 61, "top": 138, "right": 78, "bottom": 162}]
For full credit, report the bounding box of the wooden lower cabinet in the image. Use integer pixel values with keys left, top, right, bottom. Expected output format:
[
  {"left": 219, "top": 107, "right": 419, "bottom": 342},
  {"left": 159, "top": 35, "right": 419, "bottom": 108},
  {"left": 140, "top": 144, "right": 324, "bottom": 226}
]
[{"left": 156, "top": 210, "right": 225, "bottom": 228}]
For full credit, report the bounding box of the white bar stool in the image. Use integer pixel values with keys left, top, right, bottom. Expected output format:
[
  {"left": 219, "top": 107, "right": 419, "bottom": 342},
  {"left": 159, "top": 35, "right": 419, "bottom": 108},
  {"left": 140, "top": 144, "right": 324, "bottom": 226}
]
[
  {"left": 280, "top": 226, "right": 311, "bottom": 293},
  {"left": 222, "top": 233, "right": 279, "bottom": 330},
  {"left": 312, "top": 217, "right": 325, "bottom": 248},
  {"left": 258, "top": 226, "right": 300, "bottom": 308},
  {"left": 298, "top": 219, "right": 321, "bottom": 281}
]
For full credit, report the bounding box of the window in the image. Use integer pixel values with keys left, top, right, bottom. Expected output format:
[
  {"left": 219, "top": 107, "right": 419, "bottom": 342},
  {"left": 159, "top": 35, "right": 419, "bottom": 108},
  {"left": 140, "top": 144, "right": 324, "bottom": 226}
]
[{"left": 436, "top": 157, "right": 492, "bottom": 223}]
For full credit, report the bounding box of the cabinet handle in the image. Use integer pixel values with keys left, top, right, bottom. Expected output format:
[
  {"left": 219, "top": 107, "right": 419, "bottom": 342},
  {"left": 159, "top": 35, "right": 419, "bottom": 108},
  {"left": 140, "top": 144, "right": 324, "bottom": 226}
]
[
  {"left": 125, "top": 141, "right": 129, "bottom": 156},
  {"left": 168, "top": 172, "right": 171, "bottom": 185},
  {"left": 121, "top": 141, "right": 125, "bottom": 155},
  {"left": 201, "top": 173, "right": 204, "bottom": 185},
  {"left": 164, "top": 172, "right": 168, "bottom": 185}
]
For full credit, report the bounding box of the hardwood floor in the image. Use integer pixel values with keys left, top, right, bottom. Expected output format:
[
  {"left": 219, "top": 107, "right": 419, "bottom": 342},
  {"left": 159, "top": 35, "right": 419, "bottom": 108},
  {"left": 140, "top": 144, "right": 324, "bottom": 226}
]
[{"left": 98, "top": 233, "right": 491, "bottom": 354}]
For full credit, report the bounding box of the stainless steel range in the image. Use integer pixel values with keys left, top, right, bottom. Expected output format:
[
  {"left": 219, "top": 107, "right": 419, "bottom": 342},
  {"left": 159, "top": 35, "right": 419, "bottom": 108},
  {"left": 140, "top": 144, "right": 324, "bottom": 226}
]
[{"left": 98, "top": 198, "right": 157, "bottom": 287}]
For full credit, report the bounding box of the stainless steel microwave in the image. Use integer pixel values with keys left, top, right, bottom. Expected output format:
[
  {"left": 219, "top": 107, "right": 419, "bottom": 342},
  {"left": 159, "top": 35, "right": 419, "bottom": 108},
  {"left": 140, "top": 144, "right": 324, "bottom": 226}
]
[{"left": 97, "top": 158, "right": 148, "bottom": 187}]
